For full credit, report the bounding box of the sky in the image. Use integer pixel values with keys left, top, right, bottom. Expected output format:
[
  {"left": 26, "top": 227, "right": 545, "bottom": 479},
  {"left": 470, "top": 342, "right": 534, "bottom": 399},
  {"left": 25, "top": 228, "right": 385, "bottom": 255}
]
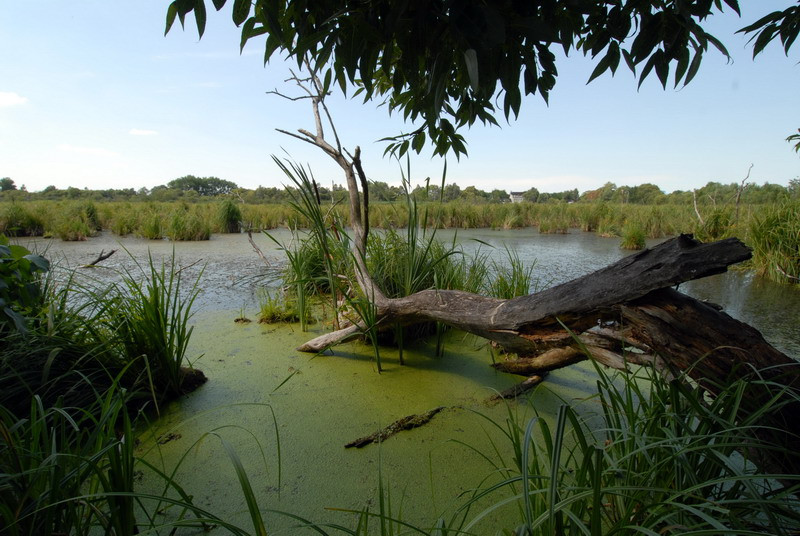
[{"left": 1, "top": 2, "right": 798, "bottom": 195}]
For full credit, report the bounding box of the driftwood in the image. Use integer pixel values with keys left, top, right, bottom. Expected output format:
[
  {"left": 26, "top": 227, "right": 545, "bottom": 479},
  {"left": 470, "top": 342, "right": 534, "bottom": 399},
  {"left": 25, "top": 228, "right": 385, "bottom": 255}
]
[{"left": 345, "top": 406, "right": 446, "bottom": 448}]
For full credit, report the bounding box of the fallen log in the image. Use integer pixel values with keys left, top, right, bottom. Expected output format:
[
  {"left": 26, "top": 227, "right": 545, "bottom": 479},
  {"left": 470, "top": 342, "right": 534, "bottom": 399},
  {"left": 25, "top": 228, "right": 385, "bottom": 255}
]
[
  {"left": 345, "top": 406, "right": 446, "bottom": 448},
  {"left": 298, "top": 234, "right": 753, "bottom": 354}
]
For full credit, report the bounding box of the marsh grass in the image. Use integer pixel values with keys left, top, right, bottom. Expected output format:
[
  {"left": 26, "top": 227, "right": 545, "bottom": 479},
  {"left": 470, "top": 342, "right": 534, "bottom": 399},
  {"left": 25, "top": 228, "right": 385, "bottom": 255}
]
[
  {"left": 620, "top": 223, "right": 646, "bottom": 250},
  {"left": 218, "top": 198, "right": 243, "bottom": 233},
  {"left": 256, "top": 287, "right": 304, "bottom": 323},
  {"left": 166, "top": 204, "right": 211, "bottom": 240},
  {"left": 488, "top": 246, "right": 538, "bottom": 299},
  {"left": 5, "top": 198, "right": 799, "bottom": 283},
  {"left": 748, "top": 201, "right": 800, "bottom": 284},
  {"left": 443, "top": 359, "right": 800, "bottom": 535},
  {"left": 0, "top": 201, "right": 44, "bottom": 237},
  {"left": 109, "top": 251, "right": 204, "bottom": 398},
  {"left": 276, "top": 158, "right": 350, "bottom": 328},
  {"left": 137, "top": 207, "right": 164, "bottom": 239},
  {"left": 0, "top": 381, "right": 282, "bottom": 536},
  {"left": 268, "top": 231, "right": 322, "bottom": 331}
]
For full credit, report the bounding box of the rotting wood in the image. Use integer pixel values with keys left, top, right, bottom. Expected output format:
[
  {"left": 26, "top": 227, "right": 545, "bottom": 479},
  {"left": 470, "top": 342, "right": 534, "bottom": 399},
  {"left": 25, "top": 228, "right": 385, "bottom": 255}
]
[{"left": 345, "top": 406, "right": 446, "bottom": 448}]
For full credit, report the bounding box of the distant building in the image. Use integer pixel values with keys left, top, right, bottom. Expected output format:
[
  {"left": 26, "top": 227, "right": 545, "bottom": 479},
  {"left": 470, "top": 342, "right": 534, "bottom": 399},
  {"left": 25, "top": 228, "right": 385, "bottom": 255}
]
[{"left": 509, "top": 191, "right": 525, "bottom": 203}]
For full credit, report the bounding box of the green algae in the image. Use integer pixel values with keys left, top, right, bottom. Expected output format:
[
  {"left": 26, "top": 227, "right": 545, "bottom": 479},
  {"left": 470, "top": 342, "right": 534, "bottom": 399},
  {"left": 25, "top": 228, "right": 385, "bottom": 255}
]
[{"left": 135, "top": 309, "right": 602, "bottom": 533}]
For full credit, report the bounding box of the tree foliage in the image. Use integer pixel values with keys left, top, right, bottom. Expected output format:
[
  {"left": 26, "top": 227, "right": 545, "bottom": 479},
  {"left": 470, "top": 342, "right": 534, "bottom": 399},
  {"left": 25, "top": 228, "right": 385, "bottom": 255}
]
[
  {"left": 0, "top": 178, "right": 17, "bottom": 192},
  {"left": 166, "top": 0, "right": 798, "bottom": 158},
  {"left": 167, "top": 175, "right": 238, "bottom": 196}
]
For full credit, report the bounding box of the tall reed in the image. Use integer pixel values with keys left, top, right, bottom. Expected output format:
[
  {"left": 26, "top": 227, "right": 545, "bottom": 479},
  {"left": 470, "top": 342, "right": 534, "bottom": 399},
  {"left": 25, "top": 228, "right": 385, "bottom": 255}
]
[
  {"left": 217, "top": 198, "right": 243, "bottom": 233},
  {"left": 109, "top": 252, "right": 204, "bottom": 398},
  {"left": 748, "top": 201, "right": 800, "bottom": 284}
]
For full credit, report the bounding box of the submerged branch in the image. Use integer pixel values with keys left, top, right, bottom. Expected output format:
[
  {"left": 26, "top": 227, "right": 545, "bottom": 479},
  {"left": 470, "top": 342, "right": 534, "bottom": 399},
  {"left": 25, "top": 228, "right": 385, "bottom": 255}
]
[
  {"left": 345, "top": 406, "right": 446, "bottom": 448},
  {"left": 82, "top": 249, "right": 117, "bottom": 267}
]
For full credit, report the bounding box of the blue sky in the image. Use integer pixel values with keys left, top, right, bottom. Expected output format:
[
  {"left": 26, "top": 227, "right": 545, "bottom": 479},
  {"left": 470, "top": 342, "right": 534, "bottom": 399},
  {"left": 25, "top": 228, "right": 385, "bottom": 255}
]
[{"left": 1, "top": 2, "right": 798, "bottom": 195}]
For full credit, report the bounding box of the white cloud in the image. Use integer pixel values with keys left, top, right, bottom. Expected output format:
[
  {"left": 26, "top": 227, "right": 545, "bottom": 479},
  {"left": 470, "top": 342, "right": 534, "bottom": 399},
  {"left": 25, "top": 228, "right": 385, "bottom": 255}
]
[
  {"left": 129, "top": 128, "right": 158, "bottom": 136},
  {"left": 57, "top": 144, "right": 119, "bottom": 158},
  {"left": 0, "top": 91, "right": 28, "bottom": 107}
]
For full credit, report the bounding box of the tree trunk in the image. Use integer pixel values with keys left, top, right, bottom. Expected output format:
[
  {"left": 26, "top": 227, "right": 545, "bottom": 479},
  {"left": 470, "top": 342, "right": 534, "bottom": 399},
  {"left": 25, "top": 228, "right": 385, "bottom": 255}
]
[{"left": 299, "top": 234, "right": 757, "bottom": 357}]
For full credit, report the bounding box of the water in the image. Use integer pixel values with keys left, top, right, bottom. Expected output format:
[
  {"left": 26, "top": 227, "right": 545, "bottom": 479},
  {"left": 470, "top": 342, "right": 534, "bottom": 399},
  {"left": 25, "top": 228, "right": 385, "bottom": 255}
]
[{"left": 17, "top": 229, "right": 800, "bottom": 530}]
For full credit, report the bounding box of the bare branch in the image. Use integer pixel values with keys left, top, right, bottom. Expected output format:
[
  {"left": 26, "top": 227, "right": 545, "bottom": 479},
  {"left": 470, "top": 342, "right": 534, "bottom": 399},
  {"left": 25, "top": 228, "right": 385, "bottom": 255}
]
[
  {"left": 82, "top": 249, "right": 117, "bottom": 268},
  {"left": 734, "top": 163, "right": 753, "bottom": 223},
  {"left": 265, "top": 89, "right": 315, "bottom": 101},
  {"left": 248, "top": 231, "right": 271, "bottom": 267},
  {"left": 692, "top": 189, "right": 704, "bottom": 225}
]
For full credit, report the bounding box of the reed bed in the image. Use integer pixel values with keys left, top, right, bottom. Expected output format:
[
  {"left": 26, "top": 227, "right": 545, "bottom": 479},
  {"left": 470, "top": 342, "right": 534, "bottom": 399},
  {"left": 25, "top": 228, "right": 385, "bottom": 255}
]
[
  {"left": 747, "top": 201, "right": 800, "bottom": 284},
  {"left": 1, "top": 198, "right": 798, "bottom": 284}
]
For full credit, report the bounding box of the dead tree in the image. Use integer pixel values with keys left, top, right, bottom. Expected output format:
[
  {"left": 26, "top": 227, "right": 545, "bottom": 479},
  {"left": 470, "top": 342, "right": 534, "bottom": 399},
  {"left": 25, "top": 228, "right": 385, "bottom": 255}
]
[{"left": 272, "top": 64, "right": 800, "bottom": 475}]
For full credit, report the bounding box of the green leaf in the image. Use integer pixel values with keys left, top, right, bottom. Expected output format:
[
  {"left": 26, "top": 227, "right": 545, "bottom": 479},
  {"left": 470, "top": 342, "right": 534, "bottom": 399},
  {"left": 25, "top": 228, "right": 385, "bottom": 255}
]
[
  {"left": 674, "top": 46, "right": 690, "bottom": 87},
  {"left": 587, "top": 48, "right": 613, "bottom": 84},
  {"left": 240, "top": 17, "right": 256, "bottom": 51},
  {"left": 3, "top": 306, "right": 28, "bottom": 334},
  {"left": 232, "top": 0, "right": 250, "bottom": 26},
  {"left": 24, "top": 254, "right": 50, "bottom": 272},
  {"left": 412, "top": 131, "right": 426, "bottom": 153},
  {"left": 464, "top": 49, "right": 479, "bottom": 93},
  {"left": 211, "top": 0, "right": 226, "bottom": 10},
  {"left": 165, "top": 2, "right": 180, "bottom": 35},
  {"left": 684, "top": 50, "right": 704, "bottom": 85},
  {"left": 654, "top": 53, "right": 669, "bottom": 89},
  {"left": 193, "top": 0, "right": 207, "bottom": 38},
  {"left": 8, "top": 244, "right": 28, "bottom": 260}
]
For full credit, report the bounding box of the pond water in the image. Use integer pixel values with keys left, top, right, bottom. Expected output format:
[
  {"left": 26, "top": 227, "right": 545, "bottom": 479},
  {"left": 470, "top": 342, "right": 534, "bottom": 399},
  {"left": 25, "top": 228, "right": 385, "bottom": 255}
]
[{"left": 17, "top": 229, "right": 800, "bottom": 532}]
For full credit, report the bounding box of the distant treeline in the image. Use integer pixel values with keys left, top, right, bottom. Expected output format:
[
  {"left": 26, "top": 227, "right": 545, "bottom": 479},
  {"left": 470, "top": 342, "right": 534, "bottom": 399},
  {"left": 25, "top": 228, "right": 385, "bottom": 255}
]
[{"left": 2, "top": 175, "right": 798, "bottom": 205}]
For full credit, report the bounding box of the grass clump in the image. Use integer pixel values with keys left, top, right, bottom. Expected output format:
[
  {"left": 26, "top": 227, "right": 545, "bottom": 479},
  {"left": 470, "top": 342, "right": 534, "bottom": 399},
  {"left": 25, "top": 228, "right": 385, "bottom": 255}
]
[
  {"left": 748, "top": 200, "right": 800, "bottom": 284},
  {"left": 440, "top": 361, "right": 800, "bottom": 535},
  {"left": 109, "top": 252, "right": 204, "bottom": 398},
  {"left": 218, "top": 197, "right": 243, "bottom": 233},
  {"left": 620, "top": 222, "right": 646, "bottom": 250},
  {"left": 49, "top": 202, "right": 100, "bottom": 241},
  {"left": 257, "top": 287, "right": 305, "bottom": 323},
  {"left": 166, "top": 204, "right": 211, "bottom": 241},
  {"left": 0, "top": 202, "right": 44, "bottom": 237},
  {"left": 488, "top": 246, "right": 538, "bottom": 298}
]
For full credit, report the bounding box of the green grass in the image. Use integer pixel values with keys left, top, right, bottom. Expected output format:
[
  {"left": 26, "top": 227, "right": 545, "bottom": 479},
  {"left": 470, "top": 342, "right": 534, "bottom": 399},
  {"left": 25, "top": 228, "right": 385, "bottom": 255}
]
[
  {"left": 488, "top": 245, "right": 538, "bottom": 298},
  {"left": 747, "top": 200, "right": 800, "bottom": 284},
  {"left": 166, "top": 204, "right": 211, "bottom": 240},
  {"left": 218, "top": 197, "right": 243, "bottom": 233},
  {"left": 109, "top": 251, "right": 204, "bottom": 399},
  {"left": 620, "top": 223, "right": 646, "bottom": 250},
  {"left": 2, "top": 198, "right": 798, "bottom": 284},
  {"left": 256, "top": 287, "right": 304, "bottom": 323}
]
